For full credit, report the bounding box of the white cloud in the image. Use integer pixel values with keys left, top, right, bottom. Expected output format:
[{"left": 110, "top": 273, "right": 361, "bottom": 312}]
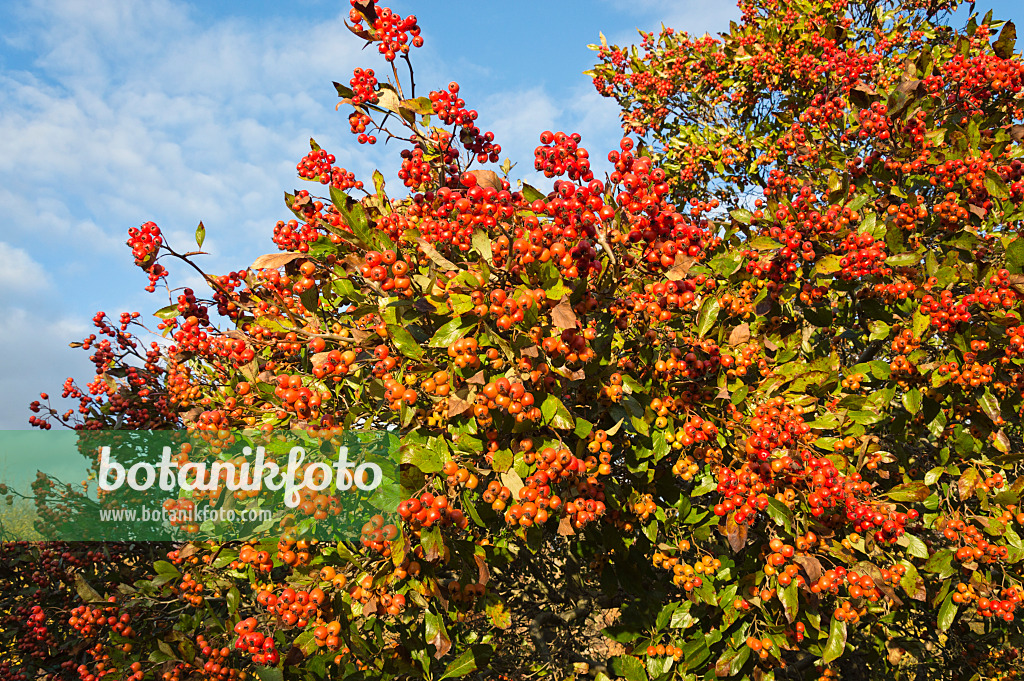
[{"left": 0, "top": 242, "right": 51, "bottom": 296}]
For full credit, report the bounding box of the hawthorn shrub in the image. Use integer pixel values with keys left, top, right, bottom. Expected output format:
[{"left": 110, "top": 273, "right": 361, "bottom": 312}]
[{"left": 7, "top": 0, "right": 1024, "bottom": 679}]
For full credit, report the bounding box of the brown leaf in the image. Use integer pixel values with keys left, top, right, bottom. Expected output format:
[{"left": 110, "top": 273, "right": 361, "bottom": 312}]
[
  {"left": 251, "top": 252, "right": 306, "bottom": 270},
  {"left": 468, "top": 170, "right": 502, "bottom": 190},
  {"left": 465, "top": 370, "right": 486, "bottom": 386},
  {"left": 447, "top": 388, "right": 474, "bottom": 418},
  {"left": 377, "top": 87, "right": 401, "bottom": 114},
  {"left": 886, "top": 643, "right": 905, "bottom": 666},
  {"left": 896, "top": 78, "right": 922, "bottom": 95},
  {"left": 557, "top": 515, "right": 576, "bottom": 536},
  {"left": 1012, "top": 125, "right": 1024, "bottom": 142},
  {"left": 177, "top": 543, "right": 199, "bottom": 560},
  {"left": 521, "top": 345, "right": 540, "bottom": 358},
  {"left": 284, "top": 644, "right": 305, "bottom": 666},
  {"left": 666, "top": 255, "right": 696, "bottom": 281},
  {"left": 716, "top": 386, "right": 730, "bottom": 400},
  {"left": 763, "top": 338, "right": 779, "bottom": 351},
  {"left": 415, "top": 238, "right": 459, "bottom": 271},
  {"left": 793, "top": 554, "right": 823, "bottom": 584},
  {"left": 474, "top": 554, "right": 490, "bottom": 586},
  {"left": 551, "top": 297, "right": 578, "bottom": 330},
  {"left": 725, "top": 515, "right": 748, "bottom": 553},
  {"left": 728, "top": 323, "right": 751, "bottom": 346},
  {"left": 311, "top": 352, "right": 330, "bottom": 368},
  {"left": 362, "top": 598, "right": 379, "bottom": 617},
  {"left": 968, "top": 204, "right": 988, "bottom": 219}
]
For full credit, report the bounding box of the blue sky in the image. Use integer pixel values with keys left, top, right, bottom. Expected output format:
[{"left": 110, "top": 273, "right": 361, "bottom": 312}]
[{"left": 0, "top": 0, "right": 1021, "bottom": 429}]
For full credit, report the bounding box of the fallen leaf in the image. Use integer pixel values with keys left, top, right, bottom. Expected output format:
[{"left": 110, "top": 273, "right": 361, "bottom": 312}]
[
  {"left": 468, "top": 170, "right": 502, "bottom": 190},
  {"left": 666, "top": 256, "right": 696, "bottom": 280}
]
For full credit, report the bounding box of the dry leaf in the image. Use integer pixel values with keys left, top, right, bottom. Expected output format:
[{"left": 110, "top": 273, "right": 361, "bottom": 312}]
[
  {"left": 251, "top": 252, "right": 306, "bottom": 270},
  {"left": 468, "top": 170, "right": 502, "bottom": 190},
  {"left": 665, "top": 256, "right": 696, "bottom": 280},
  {"left": 551, "top": 297, "right": 578, "bottom": 330},
  {"left": 728, "top": 323, "right": 751, "bottom": 346},
  {"left": 557, "top": 516, "right": 576, "bottom": 535},
  {"left": 447, "top": 389, "right": 474, "bottom": 418},
  {"left": 500, "top": 469, "right": 525, "bottom": 501}
]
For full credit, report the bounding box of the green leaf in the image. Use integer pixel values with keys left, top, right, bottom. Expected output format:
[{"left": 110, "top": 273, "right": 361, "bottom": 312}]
[
  {"left": 195, "top": 221, "right": 205, "bottom": 248},
  {"left": 696, "top": 297, "right": 721, "bottom": 338},
  {"left": 387, "top": 324, "right": 424, "bottom": 360},
  {"left": 253, "top": 668, "right": 284, "bottom": 681},
  {"left": 938, "top": 592, "right": 958, "bottom": 631},
  {"left": 765, "top": 497, "right": 793, "bottom": 527},
  {"left": 885, "top": 252, "right": 919, "bottom": 267},
  {"left": 439, "top": 647, "right": 481, "bottom": 679},
  {"left": 429, "top": 318, "right": 473, "bottom": 347},
  {"left": 541, "top": 394, "right": 574, "bottom": 430},
  {"left": 781, "top": 581, "right": 799, "bottom": 622},
  {"left": 472, "top": 230, "right": 494, "bottom": 264},
  {"left": 714, "top": 645, "right": 750, "bottom": 677},
  {"left": 901, "top": 534, "right": 929, "bottom": 559},
  {"left": 730, "top": 208, "right": 753, "bottom": 224},
  {"left": 886, "top": 481, "right": 929, "bottom": 502},
  {"left": 154, "top": 304, "right": 179, "bottom": 320},
  {"left": 821, "top": 617, "right": 847, "bottom": 664},
  {"left": 902, "top": 388, "right": 922, "bottom": 414},
  {"left": 611, "top": 655, "right": 649, "bottom": 681},
  {"left": 985, "top": 169, "right": 1009, "bottom": 199},
  {"left": 994, "top": 20, "right": 1017, "bottom": 59},
  {"left": 522, "top": 183, "right": 546, "bottom": 204}
]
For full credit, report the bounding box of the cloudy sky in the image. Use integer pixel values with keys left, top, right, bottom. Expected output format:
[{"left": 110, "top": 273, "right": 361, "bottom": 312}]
[{"left": 0, "top": 0, "right": 1021, "bottom": 429}]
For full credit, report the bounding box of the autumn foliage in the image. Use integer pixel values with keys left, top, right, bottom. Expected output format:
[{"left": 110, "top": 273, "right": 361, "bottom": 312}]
[{"left": 7, "top": 0, "right": 1024, "bottom": 679}]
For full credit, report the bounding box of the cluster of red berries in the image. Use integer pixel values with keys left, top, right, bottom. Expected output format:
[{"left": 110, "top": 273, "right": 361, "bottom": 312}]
[
  {"left": 535, "top": 131, "right": 593, "bottom": 182},
  {"left": 360, "top": 513, "right": 399, "bottom": 551},
  {"left": 348, "top": 67, "right": 378, "bottom": 104},
  {"left": 349, "top": 3, "right": 422, "bottom": 61},
  {"left": 296, "top": 147, "right": 364, "bottom": 191},
  {"left": 919, "top": 289, "right": 972, "bottom": 331},
  {"left": 838, "top": 231, "right": 890, "bottom": 280},
  {"left": 127, "top": 221, "right": 168, "bottom": 291},
  {"left": 255, "top": 585, "right": 325, "bottom": 630},
  {"left": 429, "top": 83, "right": 475, "bottom": 127},
  {"left": 348, "top": 111, "right": 376, "bottom": 144},
  {"left": 233, "top": 617, "right": 279, "bottom": 665},
  {"left": 397, "top": 492, "right": 469, "bottom": 530},
  {"left": 398, "top": 146, "right": 431, "bottom": 188}
]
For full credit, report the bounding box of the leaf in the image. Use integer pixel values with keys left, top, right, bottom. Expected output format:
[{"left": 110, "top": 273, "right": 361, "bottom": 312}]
[
  {"left": 429, "top": 318, "right": 473, "bottom": 348},
  {"left": 985, "top": 169, "right": 1009, "bottom": 199},
  {"left": 551, "top": 297, "right": 577, "bottom": 330},
  {"left": 730, "top": 208, "right": 753, "bottom": 224},
  {"left": 885, "top": 252, "right": 920, "bottom": 267},
  {"left": 821, "top": 617, "right": 847, "bottom": 664},
  {"left": 714, "top": 646, "right": 750, "bottom": 678},
  {"left": 994, "top": 20, "right": 1017, "bottom": 59},
  {"left": 938, "top": 592, "right": 958, "bottom": 631},
  {"left": 666, "top": 256, "right": 696, "bottom": 280},
  {"left": 401, "top": 96, "right": 434, "bottom": 115},
  {"left": 154, "top": 304, "right": 179, "bottom": 320},
  {"left": 195, "top": 221, "right": 205, "bottom": 248},
  {"left": 251, "top": 252, "right": 305, "bottom": 270},
  {"left": 522, "top": 183, "right": 545, "bottom": 203},
  {"left": 387, "top": 324, "right": 424, "bottom": 360},
  {"left": 781, "top": 581, "right": 799, "bottom": 622},
  {"left": 725, "top": 513, "right": 748, "bottom": 553},
  {"left": 74, "top": 574, "right": 103, "bottom": 603},
  {"left": 500, "top": 469, "right": 525, "bottom": 501},
  {"left": 467, "top": 170, "right": 502, "bottom": 190},
  {"left": 439, "top": 648, "right": 480, "bottom": 679},
  {"left": 472, "top": 230, "right": 493, "bottom": 264},
  {"left": 958, "top": 468, "right": 981, "bottom": 501},
  {"left": 886, "top": 481, "right": 929, "bottom": 502},
  {"left": 979, "top": 389, "right": 1001, "bottom": 423},
  {"left": 253, "top": 668, "right": 284, "bottom": 681},
  {"left": 902, "top": 388, "right": 922, "bottom": 414},
  {"left": 696, "top": 297, "right": 721, "bottom": 338},
  {"left": 541, "top": 394, "right": 574, "bottom": 429},
  {"left": 484, "top": 596, "right": 512, "bottom": 629},
  {"left": 611, "top": 655, "right": 649, "bottom": 681},
  {"left": 728, "top": 324, "right": 750, "bottom": 346}
]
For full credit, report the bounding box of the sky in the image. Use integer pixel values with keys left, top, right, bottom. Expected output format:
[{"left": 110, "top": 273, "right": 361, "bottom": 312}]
[{"left": 0, "top": 0, "right": 1021, "bottom": 430}]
